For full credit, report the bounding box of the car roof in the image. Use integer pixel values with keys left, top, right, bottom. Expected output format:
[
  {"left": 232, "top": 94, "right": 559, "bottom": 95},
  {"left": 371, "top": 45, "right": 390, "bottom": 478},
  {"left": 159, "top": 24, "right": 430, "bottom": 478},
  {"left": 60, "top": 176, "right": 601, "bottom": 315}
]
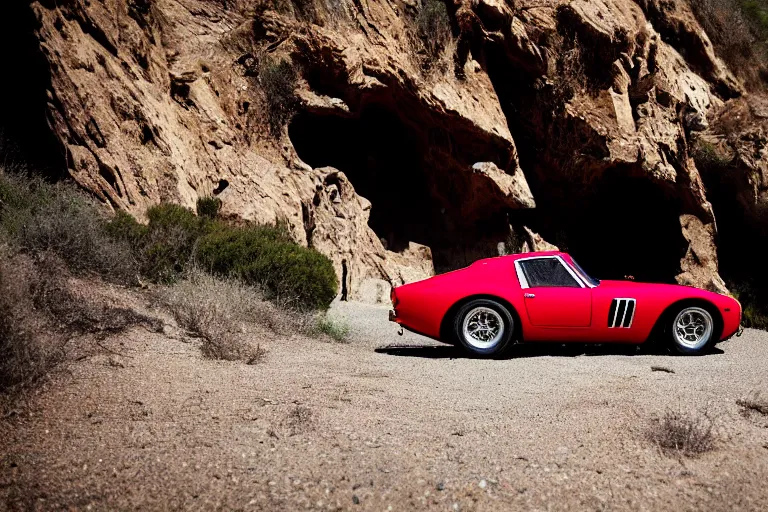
[
  {"left": 471, "top": 251, "right": 566, "bottom": 267},
  {"left": 507, "top": 250, "right": 564, "bottom": 260}
]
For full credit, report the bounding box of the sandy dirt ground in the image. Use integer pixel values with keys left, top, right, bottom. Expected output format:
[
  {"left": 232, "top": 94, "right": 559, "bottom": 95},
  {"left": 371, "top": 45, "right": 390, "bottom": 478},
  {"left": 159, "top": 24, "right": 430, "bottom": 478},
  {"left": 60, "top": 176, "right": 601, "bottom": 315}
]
[{"left": 2, "top": 298, "right": 768, "bottom": 511}]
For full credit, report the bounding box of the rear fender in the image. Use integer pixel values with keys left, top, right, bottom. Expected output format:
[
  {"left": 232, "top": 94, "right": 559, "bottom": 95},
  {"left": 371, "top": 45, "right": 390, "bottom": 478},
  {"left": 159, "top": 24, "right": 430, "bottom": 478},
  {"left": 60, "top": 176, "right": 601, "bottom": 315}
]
[{"left": 646, "top": 298, "right": 724, "bottom": 344}]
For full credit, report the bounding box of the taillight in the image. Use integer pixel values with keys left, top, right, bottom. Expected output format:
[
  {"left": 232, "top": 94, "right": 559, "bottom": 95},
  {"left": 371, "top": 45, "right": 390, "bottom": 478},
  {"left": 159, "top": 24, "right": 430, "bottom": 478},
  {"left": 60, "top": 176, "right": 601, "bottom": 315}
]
[{"left": 390, "top": 286, "right": 399, "bottom": 307}]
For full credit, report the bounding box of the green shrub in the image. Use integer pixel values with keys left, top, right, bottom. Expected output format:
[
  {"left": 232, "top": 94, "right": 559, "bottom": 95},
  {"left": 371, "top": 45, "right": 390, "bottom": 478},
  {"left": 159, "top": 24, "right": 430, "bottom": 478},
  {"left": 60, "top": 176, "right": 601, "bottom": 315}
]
[
  {"left": 743, "top": 304, "right": 768, "bottom": 329},
  {"left": 106, "top": 209, "right": 148, "bottom": 245},
  {"left": 2, "top": 171, "right": 338, "bottom": 311},
  {"left": 692, "top": 138, "right": 733, "bottom": 172},
  {"left": 727, "top": 281, "right": 768, "bottom": 330},
  {"left": 0, "top": 172, "right": 137, "bottom": 283},
  {"left": 196, "top": 196, "right": 222, "bottom": 219},
  {"left": 259, "top": 57, "right": 299, "bottom": 137},
  {"left": 197, "top": 225, "right": 338, "bottom": 310},
  {"left": 107, "top": 203, "right": 213, "bottom": 283},
  {"left": 741, "top": 0, "right": 768, "bottom": 40}
]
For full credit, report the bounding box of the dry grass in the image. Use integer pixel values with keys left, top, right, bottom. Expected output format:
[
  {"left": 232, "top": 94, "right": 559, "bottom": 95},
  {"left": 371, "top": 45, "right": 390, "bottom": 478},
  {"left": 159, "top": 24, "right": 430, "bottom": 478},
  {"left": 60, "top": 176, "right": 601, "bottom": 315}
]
[
  {"left": 410, "top": 0, "right": 454, "bottom": 79},
  {"left": 311, "top": 314, "right": 350, "bottom": 343},
  {"left": 0, "top": 172, "right": 138, "bottom": 284},
  {"left": 690, "top": 0, "right": 768, "bottom": 90},
  {"left": 286, "top": 405, "right": 314, "bottom": 435},
  {"left": 647, "top": 408, "right": 717, "bottom": 457},
  {"left": 157, "top": 268, "right": 310, "bottom": 363},
  {"left": 737, "top": 393, "right": 768, "bottom": 416},
  {"left": 158, "top": 268, "right": 348, "bottom": 361},
  {"left": 0, "top": 250, "right": 160, "bottom": 393}
]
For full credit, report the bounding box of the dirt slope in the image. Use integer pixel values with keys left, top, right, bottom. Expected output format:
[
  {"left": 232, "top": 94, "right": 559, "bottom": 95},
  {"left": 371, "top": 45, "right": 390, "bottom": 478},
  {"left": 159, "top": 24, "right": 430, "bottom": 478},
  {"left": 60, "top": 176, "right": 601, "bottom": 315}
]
[{"left": 2, "top": 300, "right": 767, "bottom": 511}]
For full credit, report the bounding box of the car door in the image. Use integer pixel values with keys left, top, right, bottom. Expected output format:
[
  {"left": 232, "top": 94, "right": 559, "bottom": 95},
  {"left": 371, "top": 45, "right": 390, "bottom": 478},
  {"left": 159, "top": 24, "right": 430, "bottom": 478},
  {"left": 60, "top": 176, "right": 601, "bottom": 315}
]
[{"left": 516, "top": 256, "right": 592, "bottom": 327}]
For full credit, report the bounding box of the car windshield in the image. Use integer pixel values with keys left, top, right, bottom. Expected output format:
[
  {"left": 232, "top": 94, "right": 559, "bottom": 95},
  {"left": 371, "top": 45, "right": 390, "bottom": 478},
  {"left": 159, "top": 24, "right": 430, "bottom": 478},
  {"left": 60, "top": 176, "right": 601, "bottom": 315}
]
[{"left": 570, "top": 258, "right": 600, "bottom": 287}]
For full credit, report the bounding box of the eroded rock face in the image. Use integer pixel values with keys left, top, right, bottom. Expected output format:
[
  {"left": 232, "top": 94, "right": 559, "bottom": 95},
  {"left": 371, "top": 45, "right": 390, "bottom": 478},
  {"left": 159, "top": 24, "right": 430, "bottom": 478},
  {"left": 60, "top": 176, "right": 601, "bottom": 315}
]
[{"left": 20, "top": 0, "right": 768, "bottom": 301}]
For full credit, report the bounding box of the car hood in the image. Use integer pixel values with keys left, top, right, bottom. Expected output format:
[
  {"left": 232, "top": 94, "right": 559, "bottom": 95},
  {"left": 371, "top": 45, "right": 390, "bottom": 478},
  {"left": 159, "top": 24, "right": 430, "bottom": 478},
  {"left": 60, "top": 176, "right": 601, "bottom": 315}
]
[
  {"left": 597, "top": 280, "right": 696, "bottom": 291},
  {"left": 597, "top": 280, "right": 730, "bottom": 299},
  {"left": 598, "top": 280, "right": 678, "bottom": 288}
]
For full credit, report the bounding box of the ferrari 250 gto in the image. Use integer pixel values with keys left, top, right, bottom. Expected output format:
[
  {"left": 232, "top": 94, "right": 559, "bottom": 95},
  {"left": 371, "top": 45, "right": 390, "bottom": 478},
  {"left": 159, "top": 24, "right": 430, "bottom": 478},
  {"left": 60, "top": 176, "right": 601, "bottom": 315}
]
[{"left": 388, "top": 251, "right": 742, "bottom": 356}]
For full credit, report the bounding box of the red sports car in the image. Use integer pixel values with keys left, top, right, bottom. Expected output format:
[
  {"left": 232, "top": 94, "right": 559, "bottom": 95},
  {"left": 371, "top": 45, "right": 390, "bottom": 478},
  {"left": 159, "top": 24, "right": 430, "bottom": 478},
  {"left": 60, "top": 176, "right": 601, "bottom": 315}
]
[{"left": 389, "top": 251, "right": 742, "bottom": 356}]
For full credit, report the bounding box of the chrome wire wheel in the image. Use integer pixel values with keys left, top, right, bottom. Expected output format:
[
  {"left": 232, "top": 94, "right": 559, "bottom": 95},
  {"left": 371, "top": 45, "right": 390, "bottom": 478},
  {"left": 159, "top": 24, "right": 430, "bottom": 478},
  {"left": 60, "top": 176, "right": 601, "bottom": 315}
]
[
  {"left": 673, "top": 307, "right": 713, "bottom": 350},
  {"left": 462, "top": 307, "right": 504, "bottom": 349}
]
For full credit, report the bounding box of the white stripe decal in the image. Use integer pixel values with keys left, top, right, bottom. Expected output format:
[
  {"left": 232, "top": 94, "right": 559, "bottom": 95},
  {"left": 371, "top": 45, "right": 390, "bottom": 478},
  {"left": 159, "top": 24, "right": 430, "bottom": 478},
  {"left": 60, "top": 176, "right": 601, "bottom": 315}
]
[
  {"left": 626, "top": 301, "right": 636, "bottom": 328},
  {"left": 611, "top": 301, "right": 621, "bottom": 328},
  {"left": 609, "top": 298, "right": 636, "bottom": 328},
  {"left": 619, "top": 302, "right": 628, "bottom": 327}
]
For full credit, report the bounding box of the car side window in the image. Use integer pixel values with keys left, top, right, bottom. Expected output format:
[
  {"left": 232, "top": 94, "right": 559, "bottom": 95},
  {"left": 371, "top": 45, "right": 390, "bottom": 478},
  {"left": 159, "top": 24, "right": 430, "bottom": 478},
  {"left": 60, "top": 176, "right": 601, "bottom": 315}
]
[{"left": 519, "top": 258, "right": 581, "bottom": 288}]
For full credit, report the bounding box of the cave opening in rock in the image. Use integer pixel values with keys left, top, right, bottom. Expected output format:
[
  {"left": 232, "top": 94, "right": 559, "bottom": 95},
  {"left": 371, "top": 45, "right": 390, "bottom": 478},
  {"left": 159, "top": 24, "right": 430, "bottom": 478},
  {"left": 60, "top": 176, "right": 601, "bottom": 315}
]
[
  {"left": 288, "top": 105, "right": 440, "bottom": 253},
  {"left": 525, "top": 172, "right": 688, "bottom": 283},
  {"left": 478, "top": 32, "right": 688, "bottom": 284},
  {"left": 0, "top": 2, "right": 65, "bottom": 177},
  {"left": 701, "top": 170, "right": 768, "bottom": 305}
]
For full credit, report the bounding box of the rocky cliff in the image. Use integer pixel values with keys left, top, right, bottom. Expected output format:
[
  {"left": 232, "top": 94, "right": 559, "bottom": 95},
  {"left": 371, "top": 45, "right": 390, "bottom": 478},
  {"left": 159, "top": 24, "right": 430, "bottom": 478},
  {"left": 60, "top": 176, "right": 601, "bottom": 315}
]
[{"left": 5, "top": 0, "right": 768, "bottom": 302}]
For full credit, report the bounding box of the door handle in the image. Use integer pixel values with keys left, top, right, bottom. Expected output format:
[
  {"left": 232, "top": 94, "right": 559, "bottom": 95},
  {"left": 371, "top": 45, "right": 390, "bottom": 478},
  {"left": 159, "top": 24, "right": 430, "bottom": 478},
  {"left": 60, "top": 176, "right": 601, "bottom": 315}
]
[{"left": 524, "top": 293, "right": 535, "bottom": 298}]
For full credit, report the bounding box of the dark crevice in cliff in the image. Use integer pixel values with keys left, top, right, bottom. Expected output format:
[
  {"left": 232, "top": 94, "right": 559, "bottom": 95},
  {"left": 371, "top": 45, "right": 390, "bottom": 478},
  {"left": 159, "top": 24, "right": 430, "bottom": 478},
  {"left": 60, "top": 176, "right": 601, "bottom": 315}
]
[
  {"left": 0, "top": 1, "right": 66, "bottom": 178},
  {"left": 288, "top": 103, "right": 512, "bottom": 272},
  {"left": 698, "top": 159, "right": 768, "bottom": 302},
  {"left": 519, "top": 172, "right": 687, "bottom": 283},
  {"left": 479, "top": 22, "right": 687, "bottom": 283},
  {"left": 289, "top": 106, "right": 437, "bottom": 253}
]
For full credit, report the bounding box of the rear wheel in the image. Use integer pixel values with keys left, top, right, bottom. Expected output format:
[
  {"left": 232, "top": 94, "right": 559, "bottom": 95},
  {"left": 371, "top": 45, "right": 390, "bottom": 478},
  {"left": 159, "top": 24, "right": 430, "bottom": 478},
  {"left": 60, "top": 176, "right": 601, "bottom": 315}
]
[
  {"left": 669, "top": 306, "right": 715, "bottom": 355},
  {"left": 453, "top": 299, "right": 515, "bottom": 357}
]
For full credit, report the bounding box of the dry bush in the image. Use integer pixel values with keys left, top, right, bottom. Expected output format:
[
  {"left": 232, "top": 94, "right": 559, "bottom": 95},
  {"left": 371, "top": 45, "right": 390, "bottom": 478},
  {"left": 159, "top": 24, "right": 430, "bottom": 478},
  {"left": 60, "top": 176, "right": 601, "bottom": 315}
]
[
  {"left": 0, "top": 250, "right": 63, "bottom": 391},
  {"left": 158, "top": 269, "right": 346, "bottom": 361},
  {"left": 549, "top": 35, "right": 591, "bottom": 107},
  {"left": 286, "top": 405, "right": 314, "bottom": 435},
  {"left": 311, "top": 314, "right": 350, "bottom": 342},
  {"left": 157, "top": 269, "right": 304, "bottom": 363},
  {"left": 690, "top": 0, "right": 768, "bottom": 89},
  {"left": 737, "top": 393, "right": 768, "bottom": 416},
  {"left": 411, "top": 0, "right": 454, "bottom": 77},
  {"left": 258, "top": 56, "right": 299, "bottom": 137},
  {"left": 647, "top": 408, "right": 717, "bottom": 457},
  {"left": 0, "top": 250, "right": 158, "bottom": 393},
  {"left": 0, "top": 172, "right": 138, "bottom": 284}
]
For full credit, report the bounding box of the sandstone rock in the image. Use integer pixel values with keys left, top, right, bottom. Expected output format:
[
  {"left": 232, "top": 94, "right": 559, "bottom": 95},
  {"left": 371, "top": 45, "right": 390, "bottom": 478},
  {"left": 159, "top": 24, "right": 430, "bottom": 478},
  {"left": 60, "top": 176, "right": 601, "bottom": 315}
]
[
  {"left": 677, "top": 215, "right": 729, "bottom": 295},
  {"left": 469, "top": 162, "right": 536, "bottom": 211},
  {"left": 521, "top": 227, "right": 560, "bottom": 254},
  {"left": 22, "top": 0, "right": 765, "bottom": 301}
]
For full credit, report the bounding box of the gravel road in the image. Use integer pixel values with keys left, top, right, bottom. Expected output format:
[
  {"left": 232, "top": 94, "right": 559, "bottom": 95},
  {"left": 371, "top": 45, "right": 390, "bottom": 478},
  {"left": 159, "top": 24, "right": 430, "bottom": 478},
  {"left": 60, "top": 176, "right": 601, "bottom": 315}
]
[{"left": 2, "top": 299, "right": 768, "bottom": 510}]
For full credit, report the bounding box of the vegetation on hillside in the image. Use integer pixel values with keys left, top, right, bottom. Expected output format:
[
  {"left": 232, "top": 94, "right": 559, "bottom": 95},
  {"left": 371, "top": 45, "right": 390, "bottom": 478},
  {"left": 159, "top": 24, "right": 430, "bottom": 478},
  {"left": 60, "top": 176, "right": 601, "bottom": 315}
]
[
  {"left": 691, "top": 0, "right": 768, "bottom": 89},
  {"left": 411, "top": 0, "right": 454, "bottom": 76},
  {"left": 0, "top": 167, "right": 344, "bottom": 394}
]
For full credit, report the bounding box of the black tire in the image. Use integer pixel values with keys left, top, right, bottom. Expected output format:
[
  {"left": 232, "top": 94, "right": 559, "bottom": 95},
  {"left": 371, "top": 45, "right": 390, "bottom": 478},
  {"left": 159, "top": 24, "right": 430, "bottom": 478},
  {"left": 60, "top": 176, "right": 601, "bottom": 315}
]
[
  {"left": 453, "top": 299, "right": 515, "bottom": 357},
  {"left": 667, "top": 304, "right": 718, "bottom": 355}
]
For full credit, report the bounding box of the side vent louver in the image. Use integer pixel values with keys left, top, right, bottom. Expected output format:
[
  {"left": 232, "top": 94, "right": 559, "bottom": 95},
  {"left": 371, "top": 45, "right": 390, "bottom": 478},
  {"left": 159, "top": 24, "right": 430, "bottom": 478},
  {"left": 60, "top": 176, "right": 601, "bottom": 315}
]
[{"left": 608, "top": 298, "right": 636, "bottom": 328}]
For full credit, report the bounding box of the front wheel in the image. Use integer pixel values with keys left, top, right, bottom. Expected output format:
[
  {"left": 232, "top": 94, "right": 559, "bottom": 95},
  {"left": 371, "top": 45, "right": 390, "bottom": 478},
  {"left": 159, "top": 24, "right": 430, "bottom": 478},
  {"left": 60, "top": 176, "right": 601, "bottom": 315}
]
[
  {"left": 669, "top": 306, "right": 716, "bottom": 355},
  {"left": 453, "top": 299, "right": 515, "bottom": 357}
]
